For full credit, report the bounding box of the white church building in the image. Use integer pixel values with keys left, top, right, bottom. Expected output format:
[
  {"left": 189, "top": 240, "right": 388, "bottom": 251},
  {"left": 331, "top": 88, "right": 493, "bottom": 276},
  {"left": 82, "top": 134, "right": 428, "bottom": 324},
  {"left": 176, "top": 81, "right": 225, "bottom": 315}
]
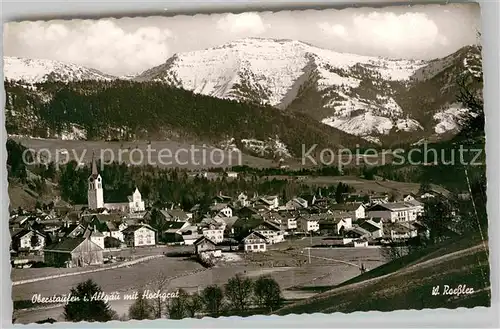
[{"left": 87, "top": 155, "right": 145, "bottom": 213}]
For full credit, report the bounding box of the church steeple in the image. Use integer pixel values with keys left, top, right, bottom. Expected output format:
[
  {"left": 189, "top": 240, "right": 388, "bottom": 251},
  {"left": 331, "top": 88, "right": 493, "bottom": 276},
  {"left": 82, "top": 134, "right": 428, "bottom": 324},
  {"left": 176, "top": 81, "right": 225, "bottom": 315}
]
[
  {"left": 88, "top": 152, "right": 104, "bottom": 210},
  {"left": 91, "top": 152, "right": 98, "bottom": 177}
]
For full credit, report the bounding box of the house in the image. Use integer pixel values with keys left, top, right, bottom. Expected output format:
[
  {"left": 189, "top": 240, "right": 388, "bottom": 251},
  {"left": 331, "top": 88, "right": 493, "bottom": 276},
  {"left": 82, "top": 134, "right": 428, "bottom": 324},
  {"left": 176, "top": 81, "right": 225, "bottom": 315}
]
[
  {"left": 216, "top": 216, "right": 239, "bottom": 237},
  {"left": 193, "top": 236, "right": 218, "bottom": 255},
  {"left": 84, "top": 225, "right": 105, "bottom": 249},
  {"left": 330, "top": 203, "right": 365, "bottom": 220},
  {"left": 209, "top": 203, "right": 233, "bottom": 218},
  {"left": 122, "top": 224, "right": 157, "bottom": 247},
  {"left": 344, "top": 226, "right": 371, "bottom": 240},
  {"left": 254, "top": 195, "right": 279, "bottom": 210},
  {"left": 87, "top": 215, "right": 124, "bottom": 241},
  {"left": 366, "top": 202, "right": 422, "bottom": 222},
  {"left": 319, "top": 217, "right": 352, "bottom": 235},
  {"left": 383, "top": 222, "right": 418, "bottom": 240},
  {"left": 199, "top": 217, "right": 226, "bottom": 243},
  {"left": 358, "top": 218, "right": 384, "bottom": 239},
  {"left": 226, "top": 171, "right": 238, "bottom": 179},
  {"left": 253, "top": 221, "right": 284, "bottom": 244},
  {"left": 241, "top": 232, "right": 267, "bottom": 252},
  {"left": 296, "top": 215, "right": 320, "bottom": 233},
  {"left": 212, "top": 194, "right": 232, "bottom": 205},
  {"left": 285, "top": 197, "right": 308, "bottom": 210},
  {"left": 180, "top": 227, "right": 200, "bottom": 246},
  {"left": 161, "top": 221, "right": 190, "bottom": 243},
  {"left": 11, "top": 229, "right": 46, "bottom": 254},
  {"left": 403, "top": 194, "right": 417, "bottom": 202},
  {"left": 236, "top": 193, "right": 250, "bottom": 207},
  {"left": 369, "top": 194, "right": 389, "bottom": 205},
  {"left": 44, "top": 237, "right": 103, "bottom": 267}
]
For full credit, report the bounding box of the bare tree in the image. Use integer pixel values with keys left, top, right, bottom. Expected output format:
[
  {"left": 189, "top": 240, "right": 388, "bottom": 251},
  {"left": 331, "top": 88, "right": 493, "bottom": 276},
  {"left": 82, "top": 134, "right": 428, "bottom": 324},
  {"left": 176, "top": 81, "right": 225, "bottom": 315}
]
[
  {"left": 148, "top": 272, "right": 170, "bottom": 319},
  {"left": 224, "top": 274, "right": 254, "bottom": 313}
]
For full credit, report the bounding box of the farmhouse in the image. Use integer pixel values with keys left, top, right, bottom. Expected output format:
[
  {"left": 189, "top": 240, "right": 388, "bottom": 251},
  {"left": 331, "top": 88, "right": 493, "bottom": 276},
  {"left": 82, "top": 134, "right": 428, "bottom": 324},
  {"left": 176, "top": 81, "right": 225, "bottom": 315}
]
[
  {"left": 383, "top": 222, "right": 418, "bottom": 240},
  {"left": 11, "top": 228, "right": 46, "bottom": 254},
  {"left": 330, "top": 203, "right": 365, "bottom": 220},
  {"left": 193, "top": 236, "right": 218, "bottom": 255},
  {"left": 44, "top": 237, "right": 104, "bottom": 268},
  {"left": 253, "top": 221, "right": 284, "bottom": 244},
  {"left": 358, "top": 219, "right": 384, "bottom": 239},
  {"left": 122, "top": 224, "right": 157, "bottom": 247},
  {"left": 199, "top": 217, "right": 226, "bottom": 243},
  {"left": 242, "top": 232, "right": 268, "bottom": 252}
]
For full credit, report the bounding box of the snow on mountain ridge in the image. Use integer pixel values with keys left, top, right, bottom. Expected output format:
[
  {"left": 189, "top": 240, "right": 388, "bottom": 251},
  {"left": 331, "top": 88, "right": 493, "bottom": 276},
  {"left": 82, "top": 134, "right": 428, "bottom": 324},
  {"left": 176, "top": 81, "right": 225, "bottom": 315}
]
[
  {"left": 136, "top": 38, "right": 427, "bottom": 107},
  {"left": 4, "top": 56, "right": 116, "bottom": 83}
]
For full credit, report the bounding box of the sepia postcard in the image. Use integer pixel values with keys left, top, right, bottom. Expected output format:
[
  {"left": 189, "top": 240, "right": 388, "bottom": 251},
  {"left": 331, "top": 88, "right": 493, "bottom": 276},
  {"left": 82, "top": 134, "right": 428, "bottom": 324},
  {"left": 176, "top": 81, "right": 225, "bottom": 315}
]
[{"left": 4, "top": 2, "right": 490, "bottom": 325}]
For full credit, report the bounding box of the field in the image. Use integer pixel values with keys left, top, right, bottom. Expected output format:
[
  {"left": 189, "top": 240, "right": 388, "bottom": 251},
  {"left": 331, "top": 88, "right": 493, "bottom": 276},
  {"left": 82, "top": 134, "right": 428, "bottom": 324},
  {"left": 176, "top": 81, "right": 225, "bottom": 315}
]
[
  {"left": 265, "top": 175, "right": 451, "bottom": 197},
  {"left": 12, "top": 246, "right": 387, "bottom": 324},
  {"left": 11, "top": 137, "right": 275, "bottom": 169},
  {"left": 276, "top": 236, "right": 490, "bottom": 315}
]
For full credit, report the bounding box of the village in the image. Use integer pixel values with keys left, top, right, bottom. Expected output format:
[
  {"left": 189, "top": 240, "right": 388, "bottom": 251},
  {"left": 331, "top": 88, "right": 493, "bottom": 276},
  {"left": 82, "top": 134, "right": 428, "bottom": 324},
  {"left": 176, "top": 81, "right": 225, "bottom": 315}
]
[{"left": 10, "top": 156, "right": 435, "bottom": 270}]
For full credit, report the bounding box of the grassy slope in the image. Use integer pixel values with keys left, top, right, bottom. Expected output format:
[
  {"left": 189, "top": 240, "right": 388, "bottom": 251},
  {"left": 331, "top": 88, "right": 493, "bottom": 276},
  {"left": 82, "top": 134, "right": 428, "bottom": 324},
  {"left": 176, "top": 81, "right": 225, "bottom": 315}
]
[{"left": 275, "top": 234, "right": 490, "bottom": 315}]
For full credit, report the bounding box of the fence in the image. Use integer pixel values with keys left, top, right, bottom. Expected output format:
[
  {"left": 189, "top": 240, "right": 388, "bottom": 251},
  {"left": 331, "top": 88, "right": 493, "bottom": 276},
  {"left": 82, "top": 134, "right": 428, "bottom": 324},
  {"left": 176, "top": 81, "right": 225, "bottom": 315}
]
[{"left": 12, "top": 254, "right": 163, "bottom": 286}]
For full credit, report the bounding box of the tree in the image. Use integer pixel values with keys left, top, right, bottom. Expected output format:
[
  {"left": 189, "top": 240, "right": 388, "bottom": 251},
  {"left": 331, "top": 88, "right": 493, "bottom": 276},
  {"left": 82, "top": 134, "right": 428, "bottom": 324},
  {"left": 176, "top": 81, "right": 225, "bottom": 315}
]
[
  {"left": 419, "top": 181, "right": 431, "bottom": 194},
  {"left": 224, "top": 274, "right": 254, "bottom": 313},
  {"left": 148, "top": 272, "right": 170, "bottom": 319},
  {"left": 201, "top": 285, "right": 224, "bottom": 317},
  {"left": 184, "top": 292, "right": 204, "bottom": 318},
  {"left": 253, "top": 276, "right": 283, "bottom": 312},
  {"left": 63, "top": 279, "right": 116, "bottom": 322},
  {"left": 166, "top": 289, "right": 190, "bottom": 319},
  {"left": 128, "top": 289, "right": 153, "bottom": 320},
  {"left": 421, "top": 198, "right": 456, "bottom": 243}
]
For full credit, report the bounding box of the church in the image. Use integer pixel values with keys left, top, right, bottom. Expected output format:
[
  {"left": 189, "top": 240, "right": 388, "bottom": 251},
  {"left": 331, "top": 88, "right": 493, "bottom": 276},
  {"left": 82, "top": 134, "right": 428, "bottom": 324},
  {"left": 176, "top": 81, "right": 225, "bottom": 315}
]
[{"left": 87, "top": 155, "right": 145, "bottom": 213}]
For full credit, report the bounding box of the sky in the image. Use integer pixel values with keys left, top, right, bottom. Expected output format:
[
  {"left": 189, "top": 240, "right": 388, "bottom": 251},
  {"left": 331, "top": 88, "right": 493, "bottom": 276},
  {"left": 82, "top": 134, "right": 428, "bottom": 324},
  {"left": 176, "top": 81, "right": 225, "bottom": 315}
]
[{"left": 3, "top": 3, "right": 481, "bottom": 76}]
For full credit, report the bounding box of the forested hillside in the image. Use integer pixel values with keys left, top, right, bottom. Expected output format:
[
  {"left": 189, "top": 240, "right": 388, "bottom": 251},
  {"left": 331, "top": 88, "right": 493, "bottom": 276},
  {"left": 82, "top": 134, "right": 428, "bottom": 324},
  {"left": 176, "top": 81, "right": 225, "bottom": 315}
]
[{"left": 4, "top": 80, "right": 371, "bottom": 157}]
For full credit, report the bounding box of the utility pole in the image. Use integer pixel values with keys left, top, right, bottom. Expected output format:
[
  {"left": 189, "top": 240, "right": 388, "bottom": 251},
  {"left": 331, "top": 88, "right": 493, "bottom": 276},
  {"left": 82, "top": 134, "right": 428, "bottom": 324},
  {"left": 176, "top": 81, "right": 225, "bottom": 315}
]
[{"left": 308, "top": 247, "right": 311, "bottom": 264}]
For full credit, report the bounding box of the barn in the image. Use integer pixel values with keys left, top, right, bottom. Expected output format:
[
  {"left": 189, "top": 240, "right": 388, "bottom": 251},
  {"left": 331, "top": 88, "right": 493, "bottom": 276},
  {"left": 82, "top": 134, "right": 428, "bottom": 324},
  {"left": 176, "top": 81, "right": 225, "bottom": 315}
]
[{"left": 44, "top": 237, "right": 104, "bottom": 268}]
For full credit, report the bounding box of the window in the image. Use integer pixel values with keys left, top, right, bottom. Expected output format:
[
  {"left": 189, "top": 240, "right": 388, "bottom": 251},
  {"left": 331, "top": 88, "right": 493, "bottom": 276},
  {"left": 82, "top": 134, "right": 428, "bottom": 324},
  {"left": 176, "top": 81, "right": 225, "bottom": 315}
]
[{"left": 260, "top": 244, "right": 264, "bottom": 249}]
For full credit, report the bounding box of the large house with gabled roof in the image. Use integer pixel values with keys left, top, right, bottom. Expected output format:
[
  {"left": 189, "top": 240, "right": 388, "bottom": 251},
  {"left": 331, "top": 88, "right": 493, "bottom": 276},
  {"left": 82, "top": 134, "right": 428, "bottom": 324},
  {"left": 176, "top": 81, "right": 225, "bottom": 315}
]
[{"left": 44, "top": 237, "right": 104, "bottom": 268}]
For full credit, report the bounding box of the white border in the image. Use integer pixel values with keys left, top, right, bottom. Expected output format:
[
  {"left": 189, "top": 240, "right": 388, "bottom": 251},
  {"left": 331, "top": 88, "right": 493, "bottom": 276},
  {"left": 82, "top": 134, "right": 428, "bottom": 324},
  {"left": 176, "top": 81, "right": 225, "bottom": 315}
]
[{"left": 1, "top": 1, "right": 498, "bottom": 328}]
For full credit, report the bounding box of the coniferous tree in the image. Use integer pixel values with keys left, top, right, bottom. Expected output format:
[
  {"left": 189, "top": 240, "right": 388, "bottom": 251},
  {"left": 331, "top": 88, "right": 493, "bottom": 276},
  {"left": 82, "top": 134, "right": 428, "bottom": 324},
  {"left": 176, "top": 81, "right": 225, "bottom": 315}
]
[{"left": 63, "top": 279, "right": 116, "bottom": 322}]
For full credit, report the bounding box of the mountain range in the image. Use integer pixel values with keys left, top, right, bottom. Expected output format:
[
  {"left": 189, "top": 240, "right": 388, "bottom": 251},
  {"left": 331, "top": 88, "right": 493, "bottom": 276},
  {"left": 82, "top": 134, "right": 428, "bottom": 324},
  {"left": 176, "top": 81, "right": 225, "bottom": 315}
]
[{"left": 4, "top": 37, "right": 482, "bottom": 148}]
